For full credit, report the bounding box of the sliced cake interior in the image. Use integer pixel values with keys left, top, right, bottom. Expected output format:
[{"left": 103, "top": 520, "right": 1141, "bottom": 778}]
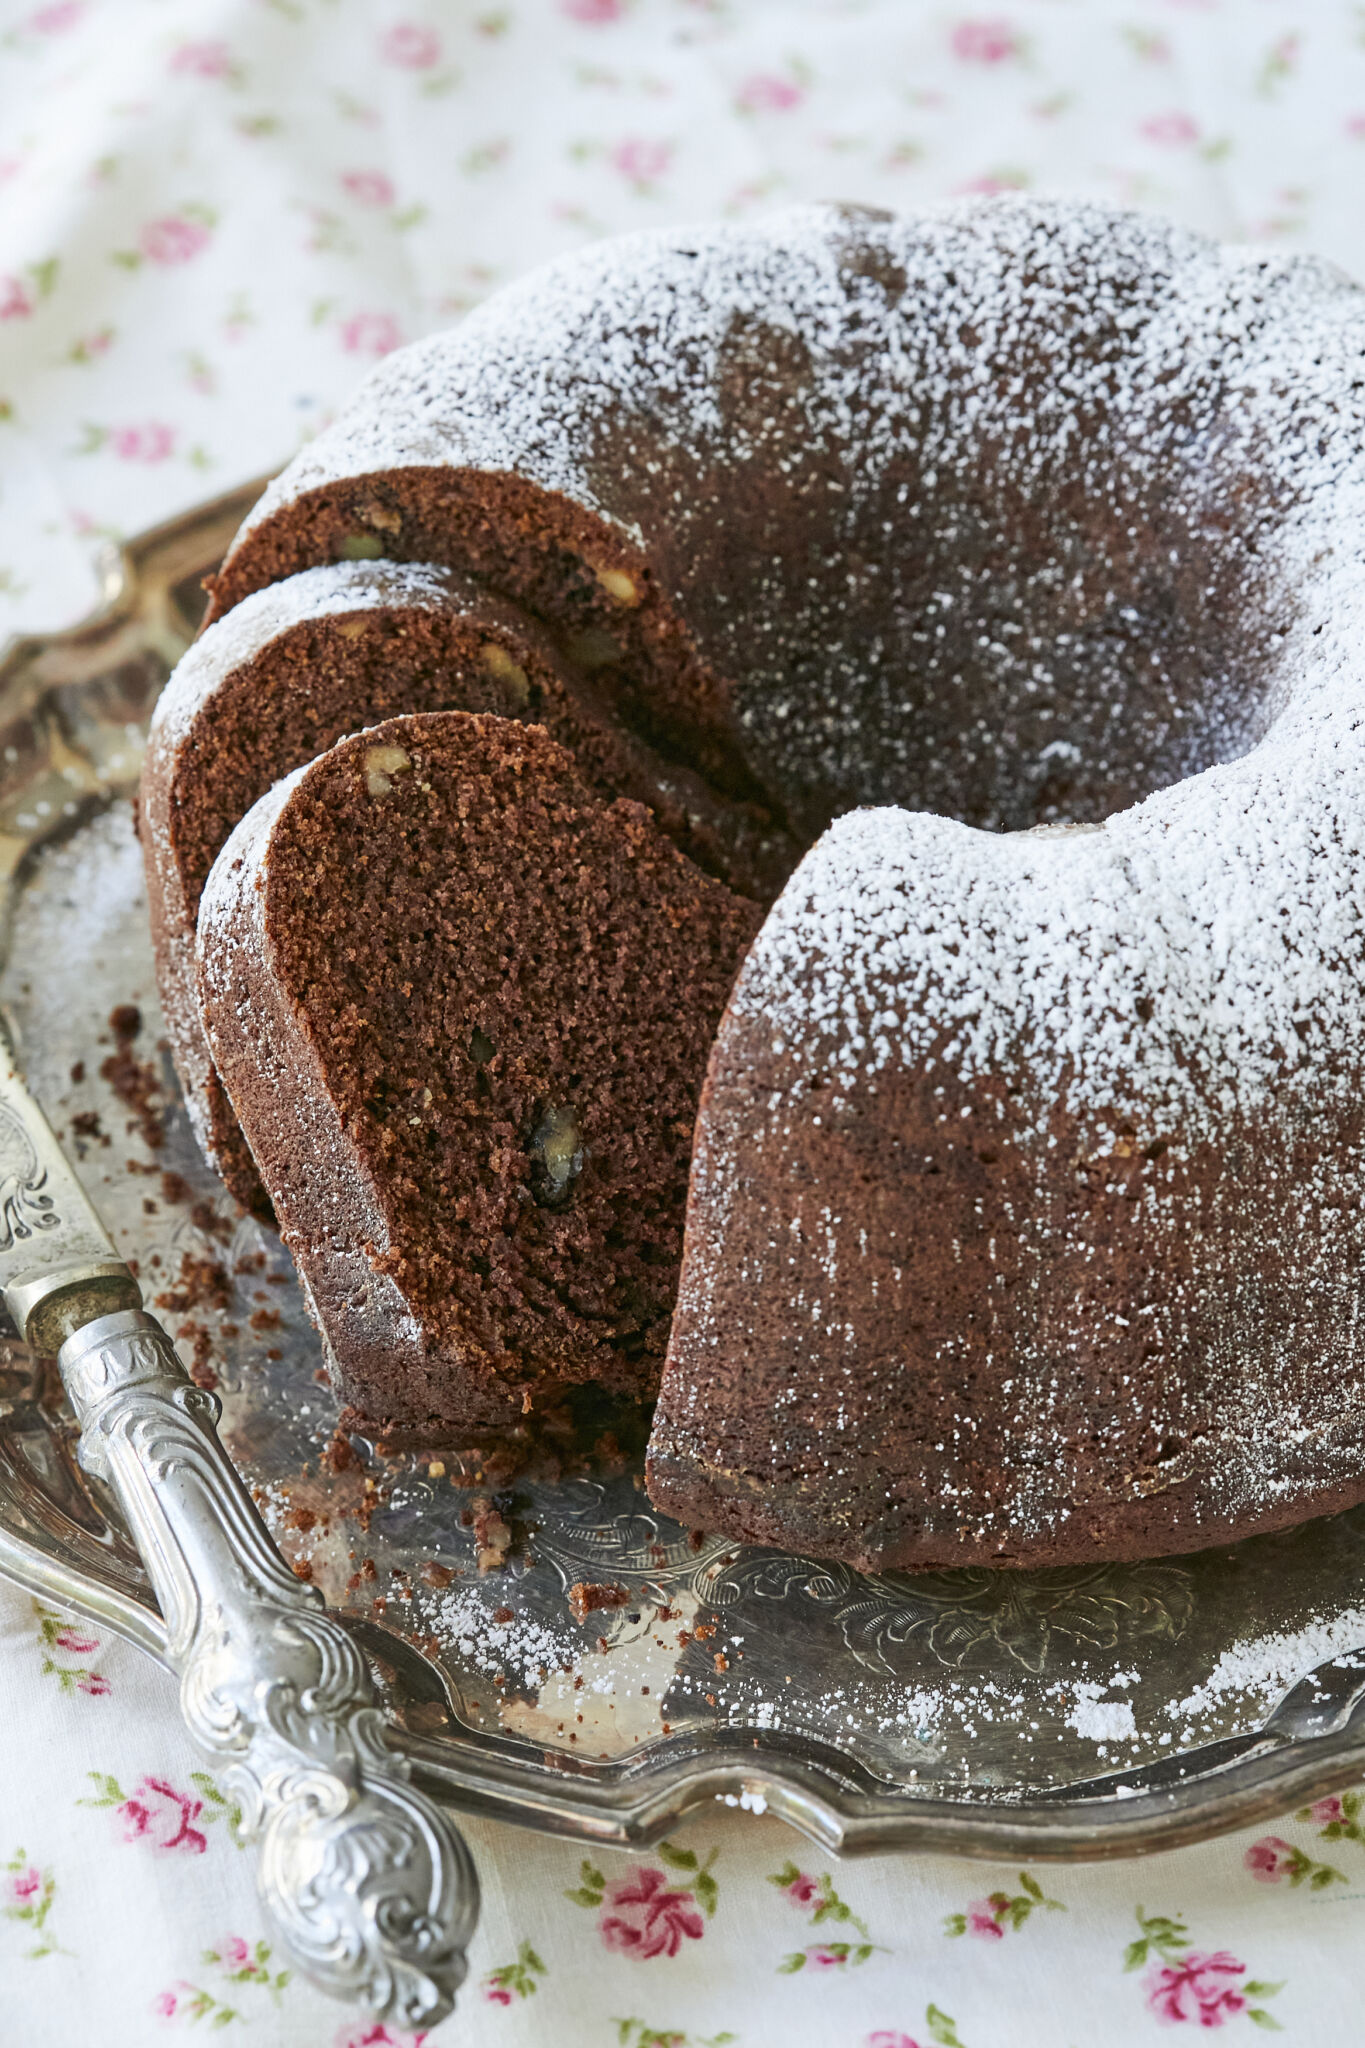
[
  {"left": 196, "top": 709, "right": 760, "bottom": 1437},
  {"left": 144, "top": 560, "right": 789, "bottom": 1214}
]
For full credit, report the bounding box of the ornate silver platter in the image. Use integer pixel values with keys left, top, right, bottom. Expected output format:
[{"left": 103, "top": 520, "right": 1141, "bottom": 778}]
[{"left": 3, "top": 480, "right": 1365, "bottom": 1865}]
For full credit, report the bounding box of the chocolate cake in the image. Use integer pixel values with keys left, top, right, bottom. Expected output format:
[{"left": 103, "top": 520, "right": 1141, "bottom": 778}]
[
  {"left": 143, "top": 558, "right": 788, "bottom": 1211},
  {"left": 161, "top": 196, "right": 1365, "bottom": 1567},
  {"left": 195, "top": 712, "right": 760, "bottom": 1435}
]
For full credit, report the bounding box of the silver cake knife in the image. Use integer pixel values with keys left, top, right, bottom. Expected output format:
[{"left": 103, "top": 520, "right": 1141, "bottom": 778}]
[{"left": 0, "top": 1023, "right": 478, "bottom": 2025}]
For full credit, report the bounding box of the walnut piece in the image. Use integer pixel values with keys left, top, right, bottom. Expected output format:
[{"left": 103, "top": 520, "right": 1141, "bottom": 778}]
[
  {"left": 479, "top": 640, "right": 532, "bottom": 710},
  {"left": 363, "top": 742, "right": 412, "bottom": 797},
  {"left": 527, "top": 1103, "right": 584, "bottom": 1207},
  {"left": 356, "top": 497, "right": 403, "bottom": 534},
  {"left": 592, "top": 565, "right": 640, "bottom": 607}
]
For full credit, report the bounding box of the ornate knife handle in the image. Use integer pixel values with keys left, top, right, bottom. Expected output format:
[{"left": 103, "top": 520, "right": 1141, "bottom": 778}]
[{"left": 59, "top": 1309, "right": 479, "bottom": 2026}]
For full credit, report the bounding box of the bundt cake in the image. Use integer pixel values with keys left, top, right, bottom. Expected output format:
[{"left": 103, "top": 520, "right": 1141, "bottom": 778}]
[
  {"left": 196, "top": 712, "right": 759, "bottom": 1435},
  {"left": 160, "top": 196, "right": 1365, "bottom": 1567}
]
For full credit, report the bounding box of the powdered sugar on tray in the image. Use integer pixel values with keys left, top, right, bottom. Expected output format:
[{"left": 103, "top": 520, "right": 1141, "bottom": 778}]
[
  {"left": 1170, "top": 1607, "right": 1365, "bottom": 1725},
  {"left": 428, "top": 1583, "right": 579, "bottom": 1688},
  {"left": 1067, "top": 1682, "right": 1140, "bottom": 1745}
]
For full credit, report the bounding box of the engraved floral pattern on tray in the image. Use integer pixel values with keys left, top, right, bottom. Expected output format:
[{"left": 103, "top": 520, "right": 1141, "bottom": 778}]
[
  {"left": 708, "top": 1557, "right": 1198, "bottom": 1677},
  {"left": 0, "top": 1101, "right": 61, "bottom": 1250}
]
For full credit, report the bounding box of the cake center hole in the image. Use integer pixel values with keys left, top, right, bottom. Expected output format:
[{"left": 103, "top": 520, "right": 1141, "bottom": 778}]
[{"left": 721, "top": 478, "right": 1289, "bottom": 846}]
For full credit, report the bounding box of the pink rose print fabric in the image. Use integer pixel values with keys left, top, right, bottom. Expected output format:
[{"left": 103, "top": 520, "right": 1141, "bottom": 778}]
[
  {"left": 119, "top": 1778, "right": 207, "bottom": 1853},
  {"left": 567, "top": 1844, "right": 718, "bottom": 1959},
  {"left": 613, "top": 1876, "right": 699, "bottom": 1958},
  {"left": 6, "top": 6, "right": 1365, "bottom": 2043},
  {"left": 1125, "top": 1909, "right": 1282, "bottom": 2029},
  {"left": 342, "top": 171, "right": 397, "bottom": 209},
  {"left": 600, "top": 1870, "right": 703, "bottom": 1959},
  {"left": 152, "top": 1934, "right": 289, "bottom": 2026},
  {"left": 168, "top": 40, "right": 239, "bottom": 83},
  {"left": 1244, "top": 1836, "right": 1344, "bottom": 1890},
  {"left": 138, "top": 215, "right": 213, "bottom": 267},
  {"left": 3, "top": 1848, "right": 66, "bottom": 1960},
  {"left": 78, "top": 1768, "right": 243, "bottom": 1853},
  {"left": 944, "top": 1872, "right": 1065, "bottom": 1939},
  {"left": 32, "top": 1599, "right": 110, "bottom": 1696},
  {"left": 1296, "top": 1789, "right": 1365, "bottom": 1846},
  {"left": 1145, "top": 1951, "right": 1253, "bottom": 2028},
  {"left": 379, "top": 24, "right": 442, "bottom": 70},
  {"left": 769, "top": 1861, "right": 885, "bottom": 1973},
  {"left": 951, "top": 19, "right": 1024, "bottom": 65}
]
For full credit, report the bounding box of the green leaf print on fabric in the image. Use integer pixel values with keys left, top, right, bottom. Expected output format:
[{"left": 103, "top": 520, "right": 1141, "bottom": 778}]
[
  {"left": 154, "top": 1933, "right": 290, "bottom": 2023},
  {"left": 1255, "top": 31, "right": 1301, "bottom": 99},
  {"left": 189, "top": 1773, "right": 246, "bottom": 1843},
  {"left": 656, "top": 1841, "right": 719, "bottom": 1917},
  {"left": 612, "top": 2022, "right": 737, "bottom": 2048},
  {"left": 1296, "top": 1788, "right": 1365, "bottom": 1848},
  {"left": 67, "top": 326, "right": 117, "bottom": 365},
  {"left": 867, "top": 2007, "right": 969, "bottom": 2048},
  {"left": 768, "top": 1862, "right": 886, "bottom": 1973},
  {"left": 3, "top": 1847, "right": 69, "bottom": 1959},
  {"left": 943, "top": 1870, "right": 1065, "bottom": 1938},
  {"left": 0, "top": 256, "right": 60, "bottom": 320},
  {"left": 203, "top": 1936, "right": 290, "bottom": 2001},
  {"left": 32, "top": 1598, "right": 110, "bottom": 1696},
  {"left": 482, "top": 1937, "right": 547, "bottom": 2004},
  {"left": 567, "top": 1857, "right": 609, "bottom": 1909},
  {"left": 1124, "top": 1905, "right": 1191, "bottom": 1973},
  {"left": 152, "top": 1981, "right": 243, "bottom": 2027}
]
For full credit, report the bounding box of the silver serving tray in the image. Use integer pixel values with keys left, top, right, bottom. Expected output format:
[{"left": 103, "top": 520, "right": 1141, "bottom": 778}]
[{"left": 3, "top": 479, "right": 1365, "bottom": 1865}]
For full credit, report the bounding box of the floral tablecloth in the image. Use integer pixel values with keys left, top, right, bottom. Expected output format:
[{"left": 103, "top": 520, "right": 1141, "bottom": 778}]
[{"left": 6, "top": 0, "right": 1365, "bottom": 2041}]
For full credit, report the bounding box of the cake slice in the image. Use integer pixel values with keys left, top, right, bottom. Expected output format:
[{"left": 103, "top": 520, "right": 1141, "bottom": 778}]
[
  {"left": 143, "top": 558, "right": 778, "bottom": 1213},
  {"left": 196, "top": 711, "right": 760, "bottom": 1435}
]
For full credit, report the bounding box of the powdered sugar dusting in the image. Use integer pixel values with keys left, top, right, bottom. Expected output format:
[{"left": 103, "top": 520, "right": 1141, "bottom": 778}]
[
  {"left": 719, "top": 205, "right": 1365, "bottom": 1127},
  {"left": 230, "top": 198, "right": 1359, "bottom": 559},
  {"left": 196, "top": 759, "right": 306, "bottom": 956},
  {"left": 226, "top": 199, "right": 1365, "bottom": 842},
  {"left": 737, "top": 701, "right": 1365, "bottom": 1132},
  {"left": 223, "top": 204, "right": 1365, "bottom": 1137},
  {"left": 641, "top": 209, "right": 1365, "bottom": 1567}
]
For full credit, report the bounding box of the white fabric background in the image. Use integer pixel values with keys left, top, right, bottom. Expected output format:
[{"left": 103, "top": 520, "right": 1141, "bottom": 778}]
[{"left": 5, "top": 1, "right": 1365, "bottom": 2042}]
